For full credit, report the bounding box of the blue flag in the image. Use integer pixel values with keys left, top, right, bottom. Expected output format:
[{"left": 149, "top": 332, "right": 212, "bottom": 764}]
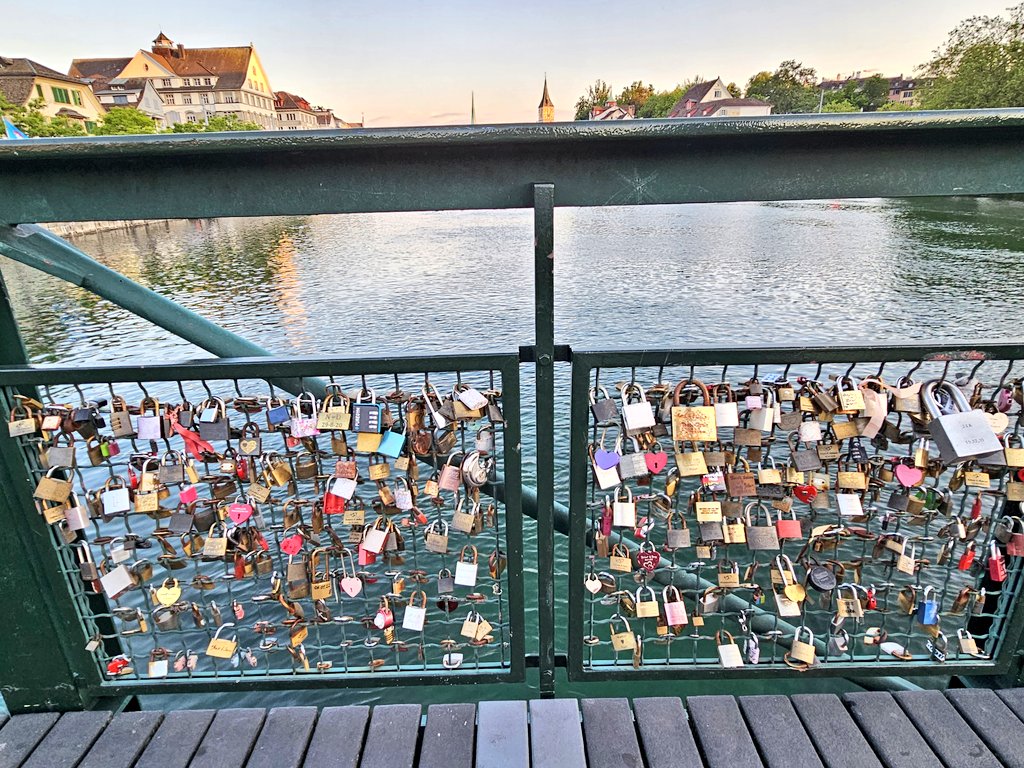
[{"left": 3, "top": 116, "right": 28, "bottom": 139}]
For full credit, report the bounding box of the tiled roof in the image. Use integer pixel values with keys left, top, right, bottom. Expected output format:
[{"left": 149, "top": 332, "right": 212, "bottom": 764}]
[
  {"left": 670, "top": 97, "right": 770, "bottom": 118},
  {"left": 679, "top": 80, "right": 717, "bottom": 104},
  {"left": 69, "top": 58, "right": 131, "bottom": 84},
  {"left": 0, "top": 56, "right": 90, "bottom": 105},
  {"left": 274, "top": 90, "right": 314, "bottom": 112}
]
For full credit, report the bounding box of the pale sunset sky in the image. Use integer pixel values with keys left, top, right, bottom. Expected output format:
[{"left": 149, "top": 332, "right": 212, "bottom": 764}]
[{"left": 2, "top": 0, "right": 1014, "bottom": 126}]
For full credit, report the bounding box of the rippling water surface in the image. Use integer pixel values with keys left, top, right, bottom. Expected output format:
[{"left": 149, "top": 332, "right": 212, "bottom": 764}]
[{"left": 3, "top": 197, "right": 1024, "bottom": 707}]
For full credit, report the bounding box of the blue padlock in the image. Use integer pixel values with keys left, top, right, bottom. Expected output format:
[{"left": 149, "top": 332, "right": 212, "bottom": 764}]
[
  {"left": 378, "top": 425, "right": 406, "bottom": 459},
  {"left": 266, "top": 399, "right": 290, "bottom": 426},
  {"left": 352, "top": 389, "right": 384, "bottom": 434},
  {"left": 916, "top": 585, "right": 939, "bottom": 625}
]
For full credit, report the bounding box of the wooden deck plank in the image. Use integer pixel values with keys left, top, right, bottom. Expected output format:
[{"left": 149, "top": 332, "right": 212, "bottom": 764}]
[
  {"left": 0, "top": 713, "right": 60, "bottom": 768},
  {"left": 893, "top": 690, "right": 1000, "bottom": 768},
  {"left": 580, "top": 698, "right": 643, "bottom": 768},
  {"left": 791, "top": 694, "right": 882, "bottom": 768},
  {"left": 189, "top": 708, "right": 265, "bottom": 768},
  {"left": 842, "top": 692, "right": 937, "bottom": 768},
  {"left": 136, "top": 710, "right": 216, "bottom": 768},
  {"left": 246, "top": 707, "right": 317, "bottom": 768},
  {"left": 529, "top": 699, "right": 586, "bottom": 768},
  {"left": 688, "top": 695, "right": 764, "bottom": 768},
  {"left": 947, "top": 689, "right": 1024, "bottom": 768},
  {"left": 301, "top": 706, "right": 370, "bottom": 768},
  {"left": 358, "top": 704, "right": 421, "bottom": 768},
  {"left": 77, "top": 711, "right": 163, "bottom": 768},
  {"left": 739, "top": 695, "right": 823, "bottom": 768},
  {"left": 631, "top": 697, "right": 702, "bottom": 768},
  {"left": 22, "top": 711, "right": 111, "bottom": 768},
  {"left": 418, "top": 704, "right": 475, "bottom": 768},
  {"left": 997, "top": 687, "right": 1024, "bottom": 722},
  {"left": 476, "top": 701, "right": 528, "bottom": 768}
]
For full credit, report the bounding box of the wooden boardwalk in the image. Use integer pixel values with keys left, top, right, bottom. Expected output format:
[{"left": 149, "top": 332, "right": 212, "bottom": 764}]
[{"left": 0, "top": 688, "right": 1023, "bottom": 767}]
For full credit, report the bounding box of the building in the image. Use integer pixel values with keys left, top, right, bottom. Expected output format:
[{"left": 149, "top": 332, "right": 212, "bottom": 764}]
[
  {"left": 819, "top": 73, "right": 931, "bottom": 107},
  {"left": 668, "top": 78, "right": 771, "bottom": 118},
  {"left": 538, "top": 76, "right": 554, "bottom": 122},
  {"left": 590, "top": 100, "right": 635, "bottom": 120},
  {"left": 311, "top": 106, "right": 362, "bottom": 129},
  {"left": 274, "top": 91, "right": 319, "bottom": 130},
  {"left": 71, "top": 32, "right": 278, "bottom": 129},
  {"left": 0, "top": 56, "right": 106, "bottom": 131},
  {"left": 69, "top": 58, "right": 165, "bottom": 127}
]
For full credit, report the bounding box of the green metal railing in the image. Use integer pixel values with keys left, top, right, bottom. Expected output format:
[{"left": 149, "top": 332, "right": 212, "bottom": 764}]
[
  {"left": 4, "top": 111, "right": 1024, "bottom": 711},
  {"left": 567, "top": 345, "right": 1024, "bottom": 681}
]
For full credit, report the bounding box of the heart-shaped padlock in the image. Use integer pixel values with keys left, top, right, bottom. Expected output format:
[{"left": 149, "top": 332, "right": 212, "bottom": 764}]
[
  {"left": 594, "top": 449, "right": 620, "bottom": 470},
  {"left": 645, "top": 451, "right": 668, "bottom": 474},
  {"left": 228, "top": 502, "right": 252, "bottom": 525},
  {"left": 155, "top": 579, "right": 181, "bottom": 606},
  {"left": 636, "top": 548, "right": 660, "bottom": 573},
  {"left": 340, "top": 576, "right": 362, "bottom": 597},
  {"left": 280, "top": 534, "right": 304, "bottom": 556},
  {"left": 793, "top": 484, "right": 817, "bottom": 503},
  {"left": 895, "top": 464, "right": 924, "bottom": 488},
  {"left": 584, "top": 573, "right": 602, "bottom": 594}
]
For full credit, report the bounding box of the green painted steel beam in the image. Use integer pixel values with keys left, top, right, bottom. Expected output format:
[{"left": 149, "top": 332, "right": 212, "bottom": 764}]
[{"left": 4, "top": 110, "right": 1024, "bottom": 223}]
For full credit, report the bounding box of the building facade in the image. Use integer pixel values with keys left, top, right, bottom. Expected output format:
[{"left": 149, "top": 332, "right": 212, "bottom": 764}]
[
  {"left": 72, "top": 33, "right": 278, "bottom": 129},
  {"left": 818, "top": 73, "right": 932, "bottom": 108},
  {"left": 274, "top": 91, "right": 319, "bottom": 130},
  {"left": 69, "top": 58, "right": 166, "bottom": 128},
  {"left": 668, "top": 78, "right": 771, "bottom": 118},
  {"left": 590, "top": 100, "right": 635, "bottom": 120},
  {"left": 0, "top": 56, "right": 106, "bottom": 131}
]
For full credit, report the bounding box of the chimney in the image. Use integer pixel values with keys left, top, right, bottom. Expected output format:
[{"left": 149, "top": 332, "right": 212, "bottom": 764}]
[{"left": 176, "top": 43, "right": 185, "bottom": 58}]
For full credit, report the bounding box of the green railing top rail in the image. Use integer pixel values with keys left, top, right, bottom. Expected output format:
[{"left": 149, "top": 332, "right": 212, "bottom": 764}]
[{"left": 4, "top": 109, "right": 1024, "bottom": 223}]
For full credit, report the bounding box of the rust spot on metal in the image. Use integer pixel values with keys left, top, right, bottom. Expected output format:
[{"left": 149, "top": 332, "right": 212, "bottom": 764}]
[{"left": 924, "top": 351, "right": 988, "bottom": 361}]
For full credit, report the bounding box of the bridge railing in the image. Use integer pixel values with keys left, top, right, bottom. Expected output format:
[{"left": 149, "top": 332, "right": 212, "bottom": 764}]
[{"left": 5, "top": 111, "right": 1024, "bottom": 709}]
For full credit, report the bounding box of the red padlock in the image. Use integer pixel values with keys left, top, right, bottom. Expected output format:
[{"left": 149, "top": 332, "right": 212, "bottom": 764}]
[
  {"left": 989, "top": 542, "right": 1007, "bottom": 582},
  {"left": 358, "top": 544, "right": 377, "bottom": 566},
  {"left": 959, "top": 542, "right": 977, "bottom": 571},
  {"left": 236, "top": 458, "right": 249, "bottom": 481},
  {"left": 127, "top": 466, "right": 139, "bottom": 490},
  {"left": 600, "top": 502, "right": 612, "bottom": 537},
  {"left": 106, "top": 655, "right": 131, "bottom": 675},
  {"left": 971, "top": 493, "right": 983, "bottom": 521},
  {"left": 373, "top": 598, "right": 394, "bottom": 629},
  {"left": 864, "top": 587, "right": 877, "bottom": 611}
]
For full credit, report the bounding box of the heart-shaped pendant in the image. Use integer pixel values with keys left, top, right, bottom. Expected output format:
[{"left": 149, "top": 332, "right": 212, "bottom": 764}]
[
  {"left": 584, "top": 573, "right": 602, "bottom": 594},
  {"left": 228, "top": 502, "right": 252, "bottom": 525},
  {"left": 895, "top": 464, "right": 924, "bottom": 488},
  {"left": 156, "top": 581, "right": 181, "bottom": 606},
  {"left": 340, "top": 576, "right": 362, "bottom": 597},
  {"left": 645, "top": 452, "right": 668, "bottom": 474},
  {"left": 636, "top": 551, "right": 660, "bottom": 572},
  {"left": 594, "top": 449, "right": 620, "bottom": 470},
  {"left": 793, "top": 484, "right": 817, "bottom": 503},
  {"left": 280, "top": 534, "right": 304, "bottom": 556},
  {"left": 986, "top": 411, "right": 1009, "bottom": 434}
]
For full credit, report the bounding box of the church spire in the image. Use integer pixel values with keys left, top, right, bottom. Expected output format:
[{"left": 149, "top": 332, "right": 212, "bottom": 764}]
[{"left": 538, "top": 74, "right": 554, "bottom": 122}]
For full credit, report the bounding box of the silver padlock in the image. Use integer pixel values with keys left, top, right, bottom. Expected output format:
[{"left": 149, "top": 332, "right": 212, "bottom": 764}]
[{"left": 923, "top": 380, "right": 1002, "bottom": 463}]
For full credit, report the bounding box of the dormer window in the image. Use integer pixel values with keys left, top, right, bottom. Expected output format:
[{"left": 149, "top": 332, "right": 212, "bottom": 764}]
[{"left": 714, "top": 90, "right": 722, "bottom": 98}]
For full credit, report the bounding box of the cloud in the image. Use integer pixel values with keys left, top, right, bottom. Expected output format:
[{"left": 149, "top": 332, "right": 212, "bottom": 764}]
[{"left": 430, "top": 112, "right": 464, "bottom": 119}]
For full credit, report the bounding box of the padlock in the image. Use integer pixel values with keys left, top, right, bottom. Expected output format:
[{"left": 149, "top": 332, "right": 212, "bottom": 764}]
[
  {"left": 662, "top": 585, "right": 688, "bottom": 626},
  {"left": 789, "top": 626, "right": 816, "bottom": 665},
  {"left": 612, "top": 486, "right": 636, "bottom": 527},
  {"left": 670, "top": 379, "right": 717, "bottom": 441},
  {"left": 922, "top": 380, "right": 1002, "bottom": 463},
  {"left": 608, "top": 543, "right": 632, "bottom": 573},
  {"left": 836, "top": 584, "right": 863, "bottom": 618},
  {"left": 197, "top": 397, "right": 230, "bottom": 442},
  {"left": 438, "top": 452, "right": 462, "bottom": 492},
  {"left": 957, "top": 629, "right": 984, "bottom": 657},
  {"left": 745, "top": 501, "right": 780, "bottom": 550},
  {"left": 989, "top": 542, "right": 1007, "bottom": 582},
  {"left": 206, "top": 622, "right": 238, "bottom": 659},
  {"left": 352, "top": 388, "right": 385, "bottom": 433},
  {"left": 402, "top": 590, "right": 428, "bottom": 632},
  {"left": 590, "top": 385, "right": 619, "bottom": 423},
  {"left": 717, "top": 559, "right": 740, "bottom": 588},
  {"left": 424, "top": 519, "right": 449, "bottom": 554},
  {"left": 317, "top": 386, "right": 352, "bottom": 431},
  {"left": 665, "top": 511, "right": 691, "bottom": 549},
  {"left": 916, "top": 585, "right": 939, "bottom": 625},
  {"left": 289, "top": 392, "right": 321, "bottom": 438},
  {"left": 237, "top": 422, "right": 263, "bottom": 456},
  {"left": 776, "top": 508, "right": 802, "bottom": 540},
  {"left": 621, "top": 383, "right": 655, "bottom": 436},
  {"left": 454, "top": 545, "right": 479, "bottom": 587},
  {"left": 609, "top": 615, "right": 637, "bottom": 652},
  {"left": 716, "top": 630, "right": 743, "bottom": 668},
  {"left": 635, "top": 585, "right": 660, "bottom": 618}
]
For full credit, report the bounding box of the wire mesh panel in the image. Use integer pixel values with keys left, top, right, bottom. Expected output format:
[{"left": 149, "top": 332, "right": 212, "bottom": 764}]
[
  {"left": 567, "top": 344, "right": 1024, "bottom": 680},
  {"left": 0, "top": 354, "right": 523, "bottom": 693}
]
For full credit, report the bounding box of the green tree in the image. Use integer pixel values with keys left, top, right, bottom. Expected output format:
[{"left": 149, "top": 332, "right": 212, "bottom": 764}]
[
  {"left": 859, "top": 74, "right": 890, "bottom": 110},
  {"left": 822, "top": 98, "right": 859, "bottom": 113},
  {"left": 919, "top": 3, "right": 1024, "bottom": 108},
  {"left": 726, "top": 82, "right": 740, "bottom": 97},
  {"left": 616, "top": 81, "right": 655, "bottom": 113},
  {"left": 95, "top": 107, "right": 158, "bottom": 135},
  {"left": 168, "top": 114, "right": 263, "bottom": 132},
  {"left": 573, "top": 79, "right": 612, "bottom": 120},
  {"left": 745, "top": 60, "right": 819, "bottom": 113},
  {"left": 0, "top": 94, "right": 86, "bottom": 137}
]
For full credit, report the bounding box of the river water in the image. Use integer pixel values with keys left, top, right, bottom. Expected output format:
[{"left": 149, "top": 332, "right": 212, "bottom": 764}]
[{"left": 3, "top": 197, "right": 1024, "bottom": 707}]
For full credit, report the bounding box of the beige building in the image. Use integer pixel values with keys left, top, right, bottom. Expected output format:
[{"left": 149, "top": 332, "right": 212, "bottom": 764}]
[
  {"left": 668, "top": 78, "right": 771, "bottom": 118},
  {"left": 274, "top": 91, "right": 319, "bottom": 130},
  {"left": 71, "top": 32, "right": 278, "bottom": 129},
  {"left": 0, "top": 56, "right": 106, "bottom": 131}
]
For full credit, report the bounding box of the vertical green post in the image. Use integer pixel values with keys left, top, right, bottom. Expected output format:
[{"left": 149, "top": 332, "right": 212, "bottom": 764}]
[
  {"left": 533, "top": 183, "right": 557, "bottom": 698},
  {"left": 0, "top": 272, "right": 100, "bottom": 711}
]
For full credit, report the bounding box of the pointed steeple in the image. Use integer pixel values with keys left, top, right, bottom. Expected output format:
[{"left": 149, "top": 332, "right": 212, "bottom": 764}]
[
  {"left": 538, "top": 74, "right": 554, "bottom": 122},
  {"left": 471, "top": 91, "right": 476, "bottom": 125}
]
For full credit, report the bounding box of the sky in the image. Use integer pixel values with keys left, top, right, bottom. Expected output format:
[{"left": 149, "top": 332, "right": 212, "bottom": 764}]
[{"left": 1, "top": 0, "right": 1014, "bottom": 126}]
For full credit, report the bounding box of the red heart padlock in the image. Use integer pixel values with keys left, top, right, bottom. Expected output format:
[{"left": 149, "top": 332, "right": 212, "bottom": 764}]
[
  {"left": 1017, "top": 469, "right": 1024, "bottom": 483},
  {"left": 793, "top": 484, "right": 817, "bottom": 503},
  {"left": 636, "top": 545, "right": 660, "bottom": 572},
  {"left": 280, "top": 534, "right": 304, "bottom": 556},
  {"left": 228, "top": 503, "right": 252, "bottom": 525},
  {"left": 645, "top": 451, "right": 668, "bottom": 474}
]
